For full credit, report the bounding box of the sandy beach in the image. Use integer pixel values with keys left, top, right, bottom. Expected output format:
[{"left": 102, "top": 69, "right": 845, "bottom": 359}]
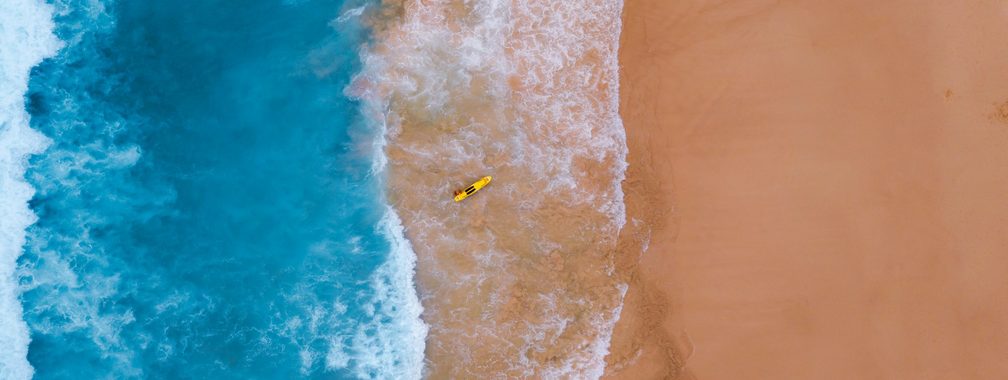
[{"left": 606, "top": 1, "right": 1008, "bottom": 379}]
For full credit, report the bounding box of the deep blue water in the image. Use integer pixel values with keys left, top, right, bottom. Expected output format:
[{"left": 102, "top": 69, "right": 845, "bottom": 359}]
[{"left": 16, "top": 0, "right": 424, "bottom": 378}]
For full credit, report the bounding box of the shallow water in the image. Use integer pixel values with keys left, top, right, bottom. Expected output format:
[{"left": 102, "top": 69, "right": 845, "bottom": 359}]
[
  {"left": 8, "top": 0, "right": 424, "bottom": 378},
  {"left": 353, "top": 0, "right": 628, "bottom": 377}
]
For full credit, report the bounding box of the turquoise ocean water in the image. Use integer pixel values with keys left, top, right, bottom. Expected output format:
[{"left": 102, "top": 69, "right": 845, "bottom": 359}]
[{"left": 2, "top": 0, "right": 425, "bottom": 378}]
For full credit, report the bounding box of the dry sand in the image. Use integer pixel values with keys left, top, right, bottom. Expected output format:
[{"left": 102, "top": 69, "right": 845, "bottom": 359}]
[{"left": 606, "top": 1, "right": 1008, "bottom": 379}]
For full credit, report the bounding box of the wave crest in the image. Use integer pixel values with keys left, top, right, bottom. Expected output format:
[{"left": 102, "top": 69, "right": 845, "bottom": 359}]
[{"left": 0, "top": 1, "right": 61, "bottom": 378}]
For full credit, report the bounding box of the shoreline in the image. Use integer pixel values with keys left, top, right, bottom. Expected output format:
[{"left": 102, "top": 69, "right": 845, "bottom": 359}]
[
  {"left": 606, "top": 1, "right": 1008, "bottom": 378},
  {"left": 604, "top": 0, "right": 684, "bottom": 376}
]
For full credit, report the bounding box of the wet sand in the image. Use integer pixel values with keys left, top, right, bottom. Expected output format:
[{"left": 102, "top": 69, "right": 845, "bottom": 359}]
[{"left": 607, "top": 1, "right": 1008, "bottom": 379}]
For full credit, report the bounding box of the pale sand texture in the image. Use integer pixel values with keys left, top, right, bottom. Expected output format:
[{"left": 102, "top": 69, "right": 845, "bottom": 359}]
[{"left": 606, "top": 1, "right": 1008, "bottom": 379}]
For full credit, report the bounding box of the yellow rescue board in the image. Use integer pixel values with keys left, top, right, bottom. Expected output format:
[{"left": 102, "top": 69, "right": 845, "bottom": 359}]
[{"left": 454, "top": 176, "right": 492, "bottom": 202}]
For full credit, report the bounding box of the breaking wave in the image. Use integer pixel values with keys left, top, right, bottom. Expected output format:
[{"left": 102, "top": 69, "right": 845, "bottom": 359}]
[{"left": 0, "top": 1, "right": 60, "bottom": 378}]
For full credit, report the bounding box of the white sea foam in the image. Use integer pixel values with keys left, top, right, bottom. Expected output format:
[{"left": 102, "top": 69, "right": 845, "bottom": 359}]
[
  {"left": 344, "top": 207, "right": 427, "bottom": 379},
  {"left": 336, "top": 5, "right": 368, "bottom": 24},
  {"left": 347, "top": 40, "right": 430, "bottom": 378},
  {"left": 277, "top": 206, "right": 428, "bottom": 379},
  {"left": 0, "top": 1, "right": 61, "bottom": 378}
]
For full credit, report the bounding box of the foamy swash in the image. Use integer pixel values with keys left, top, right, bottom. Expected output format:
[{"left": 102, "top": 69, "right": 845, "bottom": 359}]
[
  {"left": 0, "top": 1, "right": 59, "bottom": 378},
  {"left": 353, "top": 0, "right": 628, "bottom": 377}
]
